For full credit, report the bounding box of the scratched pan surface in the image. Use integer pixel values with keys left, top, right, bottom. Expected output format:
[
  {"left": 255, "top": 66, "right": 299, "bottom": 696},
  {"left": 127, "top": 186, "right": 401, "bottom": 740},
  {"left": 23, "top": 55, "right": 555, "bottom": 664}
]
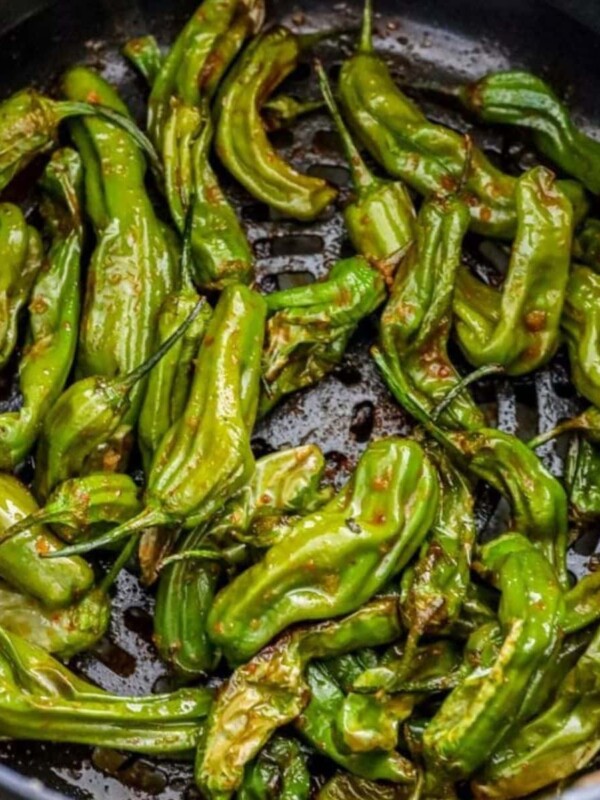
[{"left": 1, "top": 0, "right": 600, "bottom": 797}]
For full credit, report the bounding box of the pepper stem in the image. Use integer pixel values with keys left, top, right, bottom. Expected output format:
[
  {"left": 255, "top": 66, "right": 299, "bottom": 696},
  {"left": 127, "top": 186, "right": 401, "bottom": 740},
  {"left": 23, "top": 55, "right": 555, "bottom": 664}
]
[
  {"left": 160, "top": 550, "right": 225, "bottom": 569},
  {"left": 359, "top": 0, "right": 374, "bottom": 54},
  {"left": 528, "top": 418, "right": 581, "bottom": 450},
  {"left": 100, "top": 535, "right": 139, "bottom": 592},
  {"left": 431, "top": 364, "right": 504, "bottom": 422},
  {"left": 315, "top": 59, "right": 374, "bottom": 191},
  {"left": 0, "top": 509, "right": 71, "bottom": 546}
]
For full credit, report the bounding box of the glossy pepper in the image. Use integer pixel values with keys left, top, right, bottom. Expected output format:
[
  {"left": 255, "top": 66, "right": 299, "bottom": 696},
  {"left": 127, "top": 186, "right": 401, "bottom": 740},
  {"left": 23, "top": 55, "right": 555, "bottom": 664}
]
[
  {"left": 260, "top": 257, "right": 386, "bottom": 416},
  {"left": 460, "top": 70, "right": 600, "bottom": 194},
  {"left": 0, "top": 474, "right": 93, "bottom": 609},
  {"left": 54, "top": 284, "right": 267, "bottom": 558},
  {"left": 196, "top": 596, "right": 409, "bottom": 798},
  {"left": 34, "top": 298, "right": 205, "bottom": 501},
  {"left": 377, "top": 190, "right": 485, "bottom": 431},
  {"left": 62, "top": 66, "right": 178, "bottom": 423},
  {"left": 215, "top": 26, "right": 337, "bottom": 220},
  {"left": 0, "top": 203, "right": 43, "bottom": 369},
  {"left": 423, "top": 533, "right": 564, "bottom": 779},
  {"left": 0, "top": 149, "right": 83, "bottom": 469},
  {"left": 574, "top": 217, "right": 600, "bottom": 272},
  {"left": 154, "top": 444, "right": 330, "bottom": 680},
  {"left": 316, "top": 60, "right": 415, "bottom": 274},
  {"left": 453, "top": 166, "right": 573, "bottom": 375},
  {"left": 208, "top": 437, "right": 438, "bottom": 664},
  {"left": 562, "top": 265, "right": 600, "bottom": 407},
  {"left": 238, "top": 736, "right": 310, "bottom": 800},
  {"left": 0, "top": 627, "right": 213, "bottom": 755}
]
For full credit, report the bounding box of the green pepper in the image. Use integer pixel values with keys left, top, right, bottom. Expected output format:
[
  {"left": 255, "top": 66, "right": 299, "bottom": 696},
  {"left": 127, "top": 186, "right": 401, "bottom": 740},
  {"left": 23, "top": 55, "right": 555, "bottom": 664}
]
[
  {"left": 0, "top": 203, "right": 43, "bottom": 370},
  {"left": 459, "top": 70, "right": 600, "bottom": 194},
  {"left": 215, "top": 26, "right": 337, "bottom": 220},
  {"left": 260, "top": 257, "right": 386, "bottom": 416},
  {"left": 123, "top": 35, "right": 162, "bottom": 85},
  {"left": 62, "top": 66, "right": 179, "bottom": 423},
  {"left": 316, "top": 60, "right": 415, "bottom": 274},
  {"left": 574, "top": 217, "right": 600, "bottom": 271},
  {"left": 196, "top": 596, "right": 409, "bottom": 798},
  {"left": 0, "top": 627, "right": 212, "bottom": 754},
  {"left": 317, "top": 772, "right": 410, "bottom": 799},
  {"left": 472, "top": 622, "right": 600, "bottom": 799},
  {"left": 208, "top": 437, "right": 438, "bottom": 664},
  {"left": 0, "top": 474, "right": 93, "bottom": 609},
  {"left": 562, "top": 265, "right": 600, "bottom": 407},
  {"left": 378, "top": 191, "right": 485, "bottom": 431},
  {"left": 0, "top": 582, "right": 109, "bottom": 659},
  {"left": 238, "top": 736, "right": 311, "bottom": 800},
  {"left": 563, "top": 572, "right": 600, "bottom": 634},
  {"left": 453, "top": 166, "right": 572, "bottom": 375},
  {"left": 0, "top": 150, "right": 83, "bottom": 469},
  {"left": 423, "top": 533, "right": 564, "bottom": 779},
  {"left": 566, "top": 436, "right": 600, "bottom": 523},
  {"left": 34, "top": 298, "right": 205, "bottom": 501},
  {"left": 154, "top": 444, "right": 331, "bottom": 680},
  {"left": 262, "top": 95, "right": 325, "bottom": 132}
]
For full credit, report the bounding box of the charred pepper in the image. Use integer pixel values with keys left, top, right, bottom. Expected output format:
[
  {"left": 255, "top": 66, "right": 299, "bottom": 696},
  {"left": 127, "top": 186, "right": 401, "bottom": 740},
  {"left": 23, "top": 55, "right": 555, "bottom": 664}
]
[
  {"left": 238, "top": 736, "right": 311, "bottom": 800},
  {"left": 562, "top": 265, "right": 600, "bottom": 407}
]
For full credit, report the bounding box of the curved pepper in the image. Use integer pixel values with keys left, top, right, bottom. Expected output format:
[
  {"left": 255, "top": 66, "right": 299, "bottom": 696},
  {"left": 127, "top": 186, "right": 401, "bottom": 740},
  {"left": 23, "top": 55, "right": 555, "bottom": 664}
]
[
  {"left": 0, "top": 203, "right": 43, "bottom": 369},
  {"left": 154, "top": 444, "right": 331, "bottom": 679},
  {"left": 62, "top": 66, "right": 179, "bottom": 423},
  {"left": 0, "top": 627, "right": 213, "bottom": 755},
  {"left": 0, "top": 582, "right": 109, "bottom": 660},
  {"left": 472, "top": 623, "right": 600, "bottom": 799},
  {"left": 378, "top": 191, "right": 484, "bottom": 431},
  {"left": 0, "top": 149, "right": 83, "bottom": 469},
  {"left": 316, "top": 60, "right": 415, "bottom": 273},
  {"left": 423, "top": 533, "right": 564, "bottom": 779},
  {"left": 208, "top": 437, "right": 438, "bottom": 664},
  {"left": 453, "top": 166, "right": 573, "bottom": 375},
  {"left": 260, "top": 256, "right": 386, "bottom": 416},
  {"left": 238, "top": 736, "right": 310, "bottom": 800},
  {"left": 562, "top": 265, "right": 600, "bottom": 406},
  {"left": 0, "top": 474, "right": 93, "bottom": 609},
  {"left": 123, "top": 35, "right": 162, "bottom": 84},
  {"left": 215, "top": 26, "right": 337, "bottom": 220},
  {"left": 460, "top": 70, "right": 600, "bottom": 194}
]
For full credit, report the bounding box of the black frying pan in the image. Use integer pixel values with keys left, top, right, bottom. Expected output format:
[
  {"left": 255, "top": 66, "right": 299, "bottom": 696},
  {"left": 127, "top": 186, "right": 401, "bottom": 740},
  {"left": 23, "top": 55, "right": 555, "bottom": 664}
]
[{"left": 0, "top": 0, "right": 600, "bottom": 797}]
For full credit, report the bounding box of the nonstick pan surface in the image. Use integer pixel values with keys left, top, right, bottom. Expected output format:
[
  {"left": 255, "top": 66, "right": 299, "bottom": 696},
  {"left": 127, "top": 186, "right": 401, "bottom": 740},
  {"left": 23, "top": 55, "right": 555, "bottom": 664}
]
[{"left": 1, "top": 0, "right": 600, "bottom": 797}]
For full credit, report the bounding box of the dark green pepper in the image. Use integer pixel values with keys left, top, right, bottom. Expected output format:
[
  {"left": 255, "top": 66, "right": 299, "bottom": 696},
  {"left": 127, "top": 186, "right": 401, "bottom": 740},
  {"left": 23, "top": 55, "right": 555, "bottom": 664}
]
[
  {"left": 562, "top": 265, "right": 600, "bottom": 407},
  {"left": 317, "top": 772, "right": 410, "bottom": 799},
  {"left": 238, "top": 736, "right": 311, "bottom": 800},
  {"left": 215, "top": 26, "right": 337, "bottom": 220},
  {"left": 563, "top": 572, "right": 600, "bottom": 634},
  {"left": 566, "top": 436, "right": 600, "bottom": 523},
  {"left": 208, "top": 437, "right": 438, "bottom": 664},
  {"left": 260, "top": 257, "right": 386, "bottom": 416},
  {"left": 574, "top": 217, "right": 600, "bottom": 271},
  {"left": 0, "top": 149, "right": 83, "bottom": 469}
]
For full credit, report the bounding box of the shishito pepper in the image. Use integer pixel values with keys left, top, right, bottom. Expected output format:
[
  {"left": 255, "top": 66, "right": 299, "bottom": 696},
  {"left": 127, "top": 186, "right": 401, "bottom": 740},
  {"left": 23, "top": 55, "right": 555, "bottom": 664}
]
[
  {"left": 0, "top": 474, "right": 93, "bottom": 609},
  {"left": 423, "top": 533, "right": 564, "bottom": 779},
  {"left": 562, "top": 265, "right": 600, "bottom": 407},
  {"left": 238, "top": 736, "right": 310, "bottom": 800},
  {"left": 54, "top": 284, "right": 266, "bottom": 557},
  {"left": 208, "top": 437, "right": 438, "bottom": 664},
  {"left": 0, "top": 149, "right": 83, "bottom": 469},
  {"left": 0, "top": 627, "right": 213, "bottom": 754},
  {"left": 215, "top": 26, "right": 337, "bottom": 221},
  {"left": 574, "top": 217, "right": 600, "bottom": 271},
  {"left": 154, "top": 444, "right": 330, "bottom": 679},
  {"left": 459, "top": 70, "right": 600, "bottom": 195},
  {"left": 0, "top": 203, "right": 43, "bottom": 370},
  {"left": 472, "top": 622, "right": 600, "bottom": 799},
  {"left": 453, "top": 166, "right": 573, "bottom": 375},
  {"left": 377, "top": 191, "right": 485, "bottom": 431},
  {"left": 317, "top": 772, "right": 409, "bottom": 799},
  {"left": 62, "top": 66, "right": 179, "bottom": 424},
  {"left": 260, "top": 257, "right": 386, "bottom": 416}
]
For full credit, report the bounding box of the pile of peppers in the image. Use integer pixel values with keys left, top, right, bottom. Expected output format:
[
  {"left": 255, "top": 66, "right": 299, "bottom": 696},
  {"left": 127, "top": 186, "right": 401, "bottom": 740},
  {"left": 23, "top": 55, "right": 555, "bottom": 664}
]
[{"left": 2, "top": 0, "right": 600, "bottom": 797}]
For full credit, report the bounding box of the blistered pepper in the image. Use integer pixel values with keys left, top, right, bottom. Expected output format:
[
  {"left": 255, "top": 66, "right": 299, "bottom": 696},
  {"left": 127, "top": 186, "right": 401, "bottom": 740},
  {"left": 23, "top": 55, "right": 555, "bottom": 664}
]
[
  {"left": 0, "top": 150, "right": 83, "bottom": 469},
  {"left": 238, "top": 736, "right": 311, "bottom": 800},
  {"left": 215, "top": 26, "right": 337, "bottom": 220},
  {"left": 317, "top": 772, "right": 408, "bottom": 799},
  {"left": 562, "top": 265, "right": 600, "bottom": 407},
  {"left": 574, "top": 217, "right": 600, "bottom": 271},
  {"left": 208, "top": 437, "right": 438, "bottom": 664},
  {"left": 260, "top": 257, "right": 386, "bottom": 416},
  {"left": 453, "top": 166, "right": 573, "bottom": 375}
]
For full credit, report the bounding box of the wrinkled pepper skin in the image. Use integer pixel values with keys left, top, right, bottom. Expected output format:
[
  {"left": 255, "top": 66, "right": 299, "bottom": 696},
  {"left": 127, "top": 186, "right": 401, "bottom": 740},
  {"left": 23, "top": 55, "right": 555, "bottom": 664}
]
[
  {"left": 460, "top": 70, "right": 600, "bottom": 194},
  {"left": 472, "top": 623, "right": 600, "bottom": 799},
  {"left": 0, "top": 627, "right": 213, "bottom": 755},
  {"left": 238, "top": 736, "right": 310, "bottom": 800},
  {"left": 317, "top": 772, "right": 410, "bottom": 799},
  {"left": 574, "top": 217, "right": 600, "bottom": 272},
  {"left": 0, "top": 582, "right": 109, "bottom": 659},
  {"left": 208, "top": 438, "right": 438, "bottom": 664},
  {"left": 0, "top": 203, "right": 43, "bottom": 369},
  {"left": 260, "top": 257, "right": 386, "bottom": 416},
  {"left": 378, "top": 192, "right": 484, "bottom": 431},
  {"left": 196, "top": 596, "right": 407, "bottom": 799},
  {"left": 0, "top": 474, "right": 93, "bottom": 608},
  {"left": 154, "top": 444, "right": 329, "bottom": 679},
  {"left": 453, "top": 167, "right": 573, "bottom": 375},
  {"left": 215, "top": 26, "right": 337, "bottom": 220},
  {"left": 423, "top": 533, "right": 564, "bottom": 779},
  {"left": 566, "top": 436, "right": 600, "bottom": 523},
  {"left": 62, "top": 66, "right": 178, "bottom": 423},
  {"left": 0, "top": 149, "right": 83, "bottom": 469},
  {"left": 562, "top": 265, "right": 600, "bottom": 407}
]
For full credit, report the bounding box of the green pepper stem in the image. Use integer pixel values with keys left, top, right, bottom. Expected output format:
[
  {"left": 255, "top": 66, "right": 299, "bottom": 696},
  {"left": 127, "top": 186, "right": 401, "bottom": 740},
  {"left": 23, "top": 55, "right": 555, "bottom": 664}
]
[
  {"left": 431, "top": 364, "right": 504, "bottom": 422},
  {"left": 528, "top": 419, "right": 579, "bottom": 450},
  {"left": 160, "top": 550, "right": 225, "bottom": 568},
  {"left": 0, "top": 510, "right": 70, "bottom": 545},
  {"left": 359, "top": 0, "right": 374, "bottom": 54},
  {"left": 315, "top": 59, "right": 374, "bottom": 191},
  {"left": 100, "top": 535, "right": 138, "bottom": 592}
]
